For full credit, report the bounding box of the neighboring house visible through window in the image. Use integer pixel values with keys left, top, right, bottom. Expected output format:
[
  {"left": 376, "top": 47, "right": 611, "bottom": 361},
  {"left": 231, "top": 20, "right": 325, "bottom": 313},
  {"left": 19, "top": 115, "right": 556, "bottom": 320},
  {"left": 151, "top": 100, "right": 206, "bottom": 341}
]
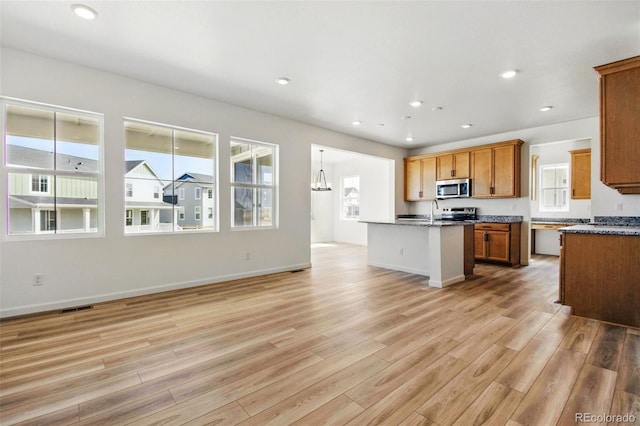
[
  {"left": 3, "top": 99, "right": 103, "bottom": 237},
  {"left": 342, "top": 176, "right": 360, "bottom": 219},
  {"left": 540, "top": 164, "right": 569, "bottom": 212},
  {"left": 230, "top": 138, "right": 278, "bottom": 228},
  {"left": 124, "top": 119, "right": 217, "bottom": 233}
]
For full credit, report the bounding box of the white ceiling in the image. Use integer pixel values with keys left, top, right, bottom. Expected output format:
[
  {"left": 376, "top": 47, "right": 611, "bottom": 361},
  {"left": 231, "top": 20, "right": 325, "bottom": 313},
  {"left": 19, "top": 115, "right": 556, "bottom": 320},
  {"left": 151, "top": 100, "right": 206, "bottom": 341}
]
[{"left": 1, "top": 1, "right": 639, "bottom": 148}]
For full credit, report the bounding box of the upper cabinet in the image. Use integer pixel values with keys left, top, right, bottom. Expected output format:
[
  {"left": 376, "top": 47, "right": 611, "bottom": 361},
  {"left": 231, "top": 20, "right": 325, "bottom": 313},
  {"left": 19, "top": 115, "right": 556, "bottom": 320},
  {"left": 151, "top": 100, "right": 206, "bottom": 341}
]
[
  {"left": 471, "top": 140, "right": 523, "bottom": 198},
  {"left": 570, "top": 148, "right": 591, "bottom": 199},
  {"left": 594, "top": 55, "right": 640, "bottom": 194},
  {"left": 404, "top": 156, "right": 436, "bottom": 201},
  {"left": 404, "top": 139, "right": 522, "bottom": 201},
  {"left": 436, "top": 151, "right": 470, "bottom": 180}
]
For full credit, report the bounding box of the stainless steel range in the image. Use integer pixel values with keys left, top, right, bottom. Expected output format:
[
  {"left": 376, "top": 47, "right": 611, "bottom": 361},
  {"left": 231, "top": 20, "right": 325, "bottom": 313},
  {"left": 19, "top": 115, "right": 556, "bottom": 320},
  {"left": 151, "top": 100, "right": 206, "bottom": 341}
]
[{"left": 441, "top": 207, "right": 477, "bottom": 221}]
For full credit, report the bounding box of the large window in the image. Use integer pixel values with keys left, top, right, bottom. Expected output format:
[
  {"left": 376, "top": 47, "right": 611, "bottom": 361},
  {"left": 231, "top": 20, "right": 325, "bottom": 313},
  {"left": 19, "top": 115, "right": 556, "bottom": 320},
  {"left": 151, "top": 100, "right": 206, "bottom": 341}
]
[
  {"left": 124, "top": 119, "right": 217, "bottom": 233},
  {"left": 539, "top": 164, "right": 569, "bottom": 212},
  {"left": 230, "top": 138, "right": 278, "bottom": 228},
  {"left": 3, "top": 99, "right": 103, "bottom": 237},
  {"left": 341, "top": 176, "right": 360, "bottom": 220}
]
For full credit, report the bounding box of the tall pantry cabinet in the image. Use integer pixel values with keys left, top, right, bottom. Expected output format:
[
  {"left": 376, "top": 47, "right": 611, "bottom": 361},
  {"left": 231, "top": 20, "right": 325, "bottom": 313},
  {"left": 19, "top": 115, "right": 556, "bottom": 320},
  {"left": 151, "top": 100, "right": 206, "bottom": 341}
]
[{"left": 594, "top": 55, "right": 640, "bottom": 194}]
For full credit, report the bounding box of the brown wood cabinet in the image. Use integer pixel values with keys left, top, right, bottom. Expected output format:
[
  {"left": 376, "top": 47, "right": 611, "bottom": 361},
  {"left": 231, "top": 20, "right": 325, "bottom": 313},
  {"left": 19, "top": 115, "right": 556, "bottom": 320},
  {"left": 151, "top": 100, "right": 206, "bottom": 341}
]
[
  {"left": 436, "top": 151, "right": 470, "bottom": 180},
  {"left": 569, "top": 148, "right": 591, "bottom": 199},
  {"left": 474, "top": 222, "right": 521, "bottom": 266},
  {"left": 471, "top": 140, "right": 522, "bottom": 198},
  {"left": 594, "top": 55, "right": 640, "bottom": 194},
  {"left": 404, "top": 139, "right": 523, "bottom": 201},
  {"left": 404, "top": 156, "right": 436, "bottom": 201},
  {"left": 561, "top": 232, "right": 640, "bottom": 328}
]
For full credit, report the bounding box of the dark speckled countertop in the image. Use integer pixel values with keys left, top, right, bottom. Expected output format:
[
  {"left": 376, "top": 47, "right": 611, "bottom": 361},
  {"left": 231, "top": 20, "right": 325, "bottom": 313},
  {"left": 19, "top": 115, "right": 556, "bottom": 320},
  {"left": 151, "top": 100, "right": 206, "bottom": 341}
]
[{"left": 559, "top": 216, "right": 640, "bottom": 236}]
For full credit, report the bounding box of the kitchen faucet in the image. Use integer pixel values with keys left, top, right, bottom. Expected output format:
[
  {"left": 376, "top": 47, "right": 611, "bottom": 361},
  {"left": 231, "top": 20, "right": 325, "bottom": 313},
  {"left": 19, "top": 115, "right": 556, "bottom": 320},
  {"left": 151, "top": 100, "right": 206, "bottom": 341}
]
[{"left": 430, "top": 199, "right": 439, "bottom": 224}]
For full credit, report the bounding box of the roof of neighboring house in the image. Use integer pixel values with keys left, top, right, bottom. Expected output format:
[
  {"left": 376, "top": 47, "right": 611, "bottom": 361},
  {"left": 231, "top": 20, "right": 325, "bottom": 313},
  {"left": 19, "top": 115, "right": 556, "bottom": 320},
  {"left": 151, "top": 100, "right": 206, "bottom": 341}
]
[
  {"left": 6, "top": 145, "right": 98, "bottom": 172},
  {"left": 164, "top": 172, "right": 214, "bottom": 190},
  {"left": 9, "top": 195, "right": 97, "bottom": 208},
  {"left": 125, "top": 160, "right": 145, "bottom": 174},
  {"left": 176, "top": 172, "right": 214, "bottom": 182}
]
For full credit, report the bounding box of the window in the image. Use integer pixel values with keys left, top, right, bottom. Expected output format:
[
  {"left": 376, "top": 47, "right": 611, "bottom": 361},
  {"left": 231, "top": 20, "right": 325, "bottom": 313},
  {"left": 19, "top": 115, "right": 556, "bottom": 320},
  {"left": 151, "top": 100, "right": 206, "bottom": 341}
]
[
  {"left": 194, "top": 206, "right": 201, "bottom": 221},
  {"left": 342, "top": 176, "right": 360, "bottom": 220},
  {"left": 31, "top": 174, "right": 50, "bottom": 193},
  {"left": 230, "top": 138, "right": 278, "bottom": 228},
  {"left": 208, "top": 207, "right": 213, "bottom": 220},
  {"left": 125, "top": 209, "right": 133, "bottom": 226},
  {"left": 3, "top": 100, "right": 103, "bottom": 237},
  {"left": 124, "top": 119, "right": 217, "bottom": 233},
  {"left": 539, "top": 164, "right": 569, "bottom": 212},
  {"left": 126, "top": 183, "right": 133, "bottom": 197},
  {"left": 207, "top": 188, "right": 213, "bottom": 199}
]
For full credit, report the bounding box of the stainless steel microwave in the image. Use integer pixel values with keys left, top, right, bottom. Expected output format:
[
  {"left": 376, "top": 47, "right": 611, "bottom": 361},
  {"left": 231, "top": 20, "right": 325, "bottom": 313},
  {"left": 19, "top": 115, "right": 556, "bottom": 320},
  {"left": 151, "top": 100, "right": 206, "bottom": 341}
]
[{"left": 436, "top": 178, "right": 471, "bottom": 199}]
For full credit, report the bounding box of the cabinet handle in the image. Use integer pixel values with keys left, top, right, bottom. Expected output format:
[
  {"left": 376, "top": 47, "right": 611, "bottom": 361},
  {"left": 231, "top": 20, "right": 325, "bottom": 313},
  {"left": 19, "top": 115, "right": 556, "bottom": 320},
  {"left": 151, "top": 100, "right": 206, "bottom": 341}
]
[
  {"left": 572, "top": 189, "right": 575, "bottom": 196},
  {"left": 419, "top": 191, "right": 423, "bottom": 198},
  {"left": 451, "top": 170, "right": 455, "bottom": 177},
  {"left": 484, "top": 233, "right": 488, "bottom": 242}
]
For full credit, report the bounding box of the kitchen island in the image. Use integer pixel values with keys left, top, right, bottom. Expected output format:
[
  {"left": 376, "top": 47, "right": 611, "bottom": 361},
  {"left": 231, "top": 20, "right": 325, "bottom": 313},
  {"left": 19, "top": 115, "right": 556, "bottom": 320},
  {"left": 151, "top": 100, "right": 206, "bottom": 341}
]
[
  {"left": 361, "top": 219, "right": 474, "bottom": 288},
  {"left": 559, "top": 222, "right": 640, "bottom": 328}
]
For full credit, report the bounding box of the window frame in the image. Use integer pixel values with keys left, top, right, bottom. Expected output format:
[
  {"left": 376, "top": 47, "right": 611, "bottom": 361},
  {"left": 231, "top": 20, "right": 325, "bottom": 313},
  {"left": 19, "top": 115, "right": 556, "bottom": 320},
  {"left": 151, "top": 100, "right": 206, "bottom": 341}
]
[
  {"left": 2, "top": 97, "right": 105, "bottom": 241},
  {"left": 230, "top": 137, "right": 278, "bottom": 230},
  {"left": 539, "top": 163, "right": 570, "bottom": 212},
  {"left": 123, "top": 117, "right": 218, "bottom": 235},
  {"left": 341, "top": 175, "right": 361, "bottom": 220}
]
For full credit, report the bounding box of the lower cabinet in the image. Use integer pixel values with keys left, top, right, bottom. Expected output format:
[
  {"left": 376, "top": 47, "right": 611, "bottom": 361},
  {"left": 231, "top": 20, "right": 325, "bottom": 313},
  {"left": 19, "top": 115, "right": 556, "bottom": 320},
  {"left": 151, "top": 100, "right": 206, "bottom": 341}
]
[
  {"left": 474, "top": 222, "right": 521, "bottom": 266},
  {"left": 561, "top": 232, "right": 640, "bottom": 328}
]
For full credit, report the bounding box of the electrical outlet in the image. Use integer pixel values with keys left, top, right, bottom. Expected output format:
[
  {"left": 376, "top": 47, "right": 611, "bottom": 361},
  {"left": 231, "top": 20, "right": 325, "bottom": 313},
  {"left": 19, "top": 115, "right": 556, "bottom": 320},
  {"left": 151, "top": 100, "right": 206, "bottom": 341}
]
[
  {"left": 399, "top": 248, "right": 404, "bottom": 256},
  {"left": 245, "top": 252, "right": 251, "bottom": 261},
  {"left": 615, "top": 203, "right": 623, "bottom": 211},
  {"left": 512, "top": 203, "right": 518, "bottom": 211},
  {"left": 33, "top": 274, "right": 44, "bottom": 286}
]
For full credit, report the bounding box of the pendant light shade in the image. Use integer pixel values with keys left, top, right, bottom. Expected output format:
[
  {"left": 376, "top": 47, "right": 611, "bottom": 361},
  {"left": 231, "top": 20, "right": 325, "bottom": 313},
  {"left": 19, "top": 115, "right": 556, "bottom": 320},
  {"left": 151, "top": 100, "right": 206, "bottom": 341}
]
[{"left": 312, "top": 149, "right": 332, "bottom": 191}]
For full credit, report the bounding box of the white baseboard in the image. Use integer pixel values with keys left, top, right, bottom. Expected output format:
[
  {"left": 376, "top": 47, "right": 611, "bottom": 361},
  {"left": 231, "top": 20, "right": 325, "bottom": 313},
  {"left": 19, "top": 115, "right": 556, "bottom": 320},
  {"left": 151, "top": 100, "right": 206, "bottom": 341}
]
[
  {"left": 367, "top": 260, "right": 429, "bottom": 277},
  {"left": 0, "top": 263, "right": 312, "bottom": 319}
]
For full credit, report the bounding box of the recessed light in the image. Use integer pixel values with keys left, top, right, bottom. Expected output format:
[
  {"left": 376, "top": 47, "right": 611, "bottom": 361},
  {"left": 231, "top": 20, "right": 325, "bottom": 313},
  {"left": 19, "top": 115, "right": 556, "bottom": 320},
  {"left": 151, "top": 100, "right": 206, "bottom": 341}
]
[
  {"left": 431, "top": 106, "right": 443, "bottom": 111},
  {"left": 402, "top": 115, "right": 412, "bottom": 120},
  {"left": 276, "top": 77, "right": 290, "bottom": 85},
  {"left": 71, "top": 4, "right": 98, "bottom": 20},
  {"left": 352, "top": 120, "right": 362, "bottom": 126},
  {"left": 460, "top": 124, "right": 473, "bottom": 129},
  {"left": 409, "top": 100, "right": 423, "bottom": 108},
  {"left": 500, "top": 69, "right": 518, "bottom": 79},
  {"left": 540, "top": 106, "right": 553, "bottom": 112},
  {"left": 406, "top": 136, "right": 414, "bottom": 142}
]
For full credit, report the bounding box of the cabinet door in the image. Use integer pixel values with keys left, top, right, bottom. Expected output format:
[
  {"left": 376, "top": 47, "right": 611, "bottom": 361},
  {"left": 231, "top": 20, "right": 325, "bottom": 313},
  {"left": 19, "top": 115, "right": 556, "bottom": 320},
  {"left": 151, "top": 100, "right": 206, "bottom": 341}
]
[
  {"left": 486, "top": 231, "right": 510, "bottom": 262},
  {"left": 405, "top": 159, "right": 422, "bottom": 201},
  {"left": 474, "top": 230, "right": 487, "bottom": 259},
  {"left": 492, "top": 144, "right": 517, "bottom": 197},
  {"left": 453, "top": 152, "right": 470, "bottom": 179},
  {"left": 598, "top": 62, "right": 640, "bottom": 190},
  {"left": 436, "top": 154, "right": 454, "bottom": 180},
  {"left": 421, "top": 157, "right": 437, "bottom": 199},
  {"left": 471, "top": 148, "right": 493, "bottom": 197},
  {"left": 570, "top": 149, "right": 591, "bottom": 199}
]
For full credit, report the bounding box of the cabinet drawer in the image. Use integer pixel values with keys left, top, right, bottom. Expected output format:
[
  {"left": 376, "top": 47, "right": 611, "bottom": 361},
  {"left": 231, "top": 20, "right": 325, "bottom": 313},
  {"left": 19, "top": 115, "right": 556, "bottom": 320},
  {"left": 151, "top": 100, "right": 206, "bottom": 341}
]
[{"left": 475, "top": 223, "right": 510, "bottom": 232}]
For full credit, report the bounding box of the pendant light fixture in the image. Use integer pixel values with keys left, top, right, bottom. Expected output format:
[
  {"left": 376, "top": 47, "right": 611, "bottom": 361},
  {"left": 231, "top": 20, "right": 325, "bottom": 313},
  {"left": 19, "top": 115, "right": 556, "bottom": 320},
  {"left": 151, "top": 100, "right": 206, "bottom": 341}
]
[{"left": 312, "top": 149, "right": 332, "bottom": 191}]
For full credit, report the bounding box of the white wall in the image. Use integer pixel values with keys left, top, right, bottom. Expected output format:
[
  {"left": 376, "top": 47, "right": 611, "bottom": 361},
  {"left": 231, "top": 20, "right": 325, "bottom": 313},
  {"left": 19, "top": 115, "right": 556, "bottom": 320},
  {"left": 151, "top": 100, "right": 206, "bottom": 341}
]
[
  {"left": 310, "top": 154, "right": 394, "bottom": 245},
  {"left": 530, "top": 138, "right": 592, "bottom": 220},
  {"left": 0, "top": 48, "right": 408, "bottom": 317}
]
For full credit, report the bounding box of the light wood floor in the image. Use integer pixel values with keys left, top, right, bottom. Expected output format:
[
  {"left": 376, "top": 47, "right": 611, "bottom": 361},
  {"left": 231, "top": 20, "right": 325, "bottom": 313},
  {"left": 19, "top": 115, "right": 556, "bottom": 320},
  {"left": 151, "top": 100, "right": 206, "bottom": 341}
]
[{"left": 1, "top": 243, "right": 639, "bottom": 425}]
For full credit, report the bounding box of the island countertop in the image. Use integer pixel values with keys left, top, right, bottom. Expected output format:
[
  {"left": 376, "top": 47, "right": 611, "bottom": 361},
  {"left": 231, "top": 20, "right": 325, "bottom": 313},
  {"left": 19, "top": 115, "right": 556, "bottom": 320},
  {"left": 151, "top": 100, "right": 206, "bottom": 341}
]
[
  {"left": 359, "top": 219, "right": 472, "bottom": 227},
  {"left": 559, "top": 224, "right": 640, "bottom": 236}
]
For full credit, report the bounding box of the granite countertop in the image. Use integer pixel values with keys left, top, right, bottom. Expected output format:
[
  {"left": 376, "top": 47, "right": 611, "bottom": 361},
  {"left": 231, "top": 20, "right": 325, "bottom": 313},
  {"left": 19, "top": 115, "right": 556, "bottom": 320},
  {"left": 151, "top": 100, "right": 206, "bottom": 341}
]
[
  {"left": 559, "top": 224, "right": 640, "bottom": 236},
  {"left": 360, "top": 219, "right": 472, "bottom": 227},
  {"left": 474, "top": 215, "right": 523, "bottom": 223},
  {"left": 531, "top": 217, "right": 590, "bottom": 225}
]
